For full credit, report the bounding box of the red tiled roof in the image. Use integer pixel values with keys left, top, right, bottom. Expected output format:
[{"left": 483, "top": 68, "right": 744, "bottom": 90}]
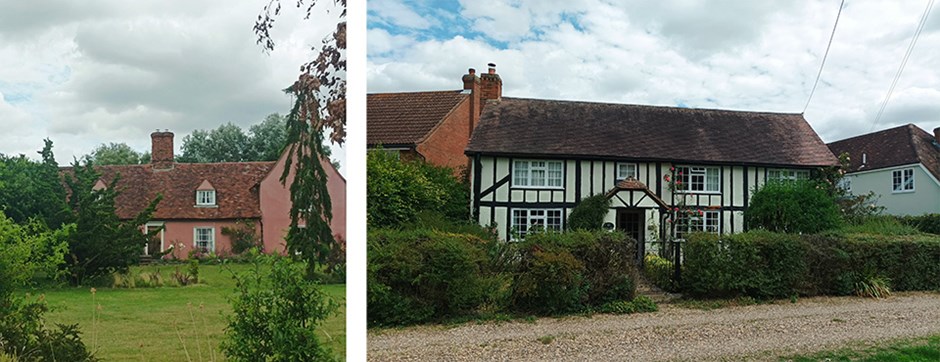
[
  {"left": 466, "top": 98, "right": 838, "bottom": 167},
  {"left": 605, "top": 177, "right": 669, "bottom": 209},
  {"left": 828, "top": 124, "right": 940, "bottom": 181},
  {"left": 65, "top": 162, "right": 275, "bottom": 220},
  {"left": 367, "top": 90, "right": 468, "bottom": 146}
]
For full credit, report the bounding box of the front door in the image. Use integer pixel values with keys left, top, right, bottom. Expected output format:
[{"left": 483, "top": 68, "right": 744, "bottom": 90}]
[
  {"left": 617, "top": 209, "right": 645, "bottom": 263},
  {"left": 144, "top": 224, "right": 164, "bottom": 256}
]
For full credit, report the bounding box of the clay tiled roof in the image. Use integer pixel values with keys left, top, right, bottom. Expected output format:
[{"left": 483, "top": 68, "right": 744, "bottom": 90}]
[
  {"left": 65, "top": 162, "right": 275, "bottom": 220},
  {"left": 367, "top": 90, "right": 468, "bottom": 146},
  {"left": 828, "top": 124, "right": 940, "bottom": 181},
  {"left": 605, "top": 177, "right": 669, "bottom": 209},
  {"left": 466, "top": 98, "right": 838, "bottom": 167}
]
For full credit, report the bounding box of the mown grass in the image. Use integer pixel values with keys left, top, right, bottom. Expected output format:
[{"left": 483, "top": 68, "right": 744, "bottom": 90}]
[
  {"left": 20, "top": 263, "right": 345, "bottom": 361},
  {"left": 782, "top": 335, "right": 940, "bottom": 361}
]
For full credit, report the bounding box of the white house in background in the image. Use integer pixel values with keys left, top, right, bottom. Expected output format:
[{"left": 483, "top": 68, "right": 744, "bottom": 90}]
[
  {"left": 465, "top": 96, "right": 839, "bottom": 255},
  {"left": 828, "top": 124, "right": 940, "bottom": 216}
]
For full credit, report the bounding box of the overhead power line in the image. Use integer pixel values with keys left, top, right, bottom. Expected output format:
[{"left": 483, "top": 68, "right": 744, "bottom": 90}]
[
  {"left": 870, "top": 0, "right": 936, "bottom": 131},
  {"left": 803, "top": 0, "right": 845, "bottom": 114}
]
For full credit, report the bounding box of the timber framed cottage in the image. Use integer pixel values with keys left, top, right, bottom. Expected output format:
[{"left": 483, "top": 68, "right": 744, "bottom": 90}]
[{"left": 465, "top": 95, "right": 838, "bottom": 251}]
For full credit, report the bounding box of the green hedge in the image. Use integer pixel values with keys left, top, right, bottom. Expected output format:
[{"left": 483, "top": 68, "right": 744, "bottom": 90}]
[
  {"left": 367, "top": 229, "right": 646, "bottom": 326},
  {"left": 682, "top": 231, "right": 940, "bottom": 298},
  {"left": 513, "top": 231, "right": 637, "bottom": 315},
  {"left": 897, "top": 214, "right": 940, "bottom": 235},
  {"left": 367, "top": 229, "right": 493, "bottom": 326}
]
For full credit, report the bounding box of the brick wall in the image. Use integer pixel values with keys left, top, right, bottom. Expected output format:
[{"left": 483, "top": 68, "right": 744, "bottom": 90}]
[{"left": 417, "top": 98, "right": 472, "bottom": 173}]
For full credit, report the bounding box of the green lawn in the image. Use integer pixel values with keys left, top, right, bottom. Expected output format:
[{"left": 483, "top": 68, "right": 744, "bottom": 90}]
[
  {"left": 20, "top": 263, "right": 345, "bottom": 361},
  {"left": 782, "top": 335, "right": 940, "bottom": 361}
]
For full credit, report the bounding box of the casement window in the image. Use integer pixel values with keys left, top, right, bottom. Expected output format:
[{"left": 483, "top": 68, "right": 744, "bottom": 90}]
[
  {"left": 892, "top": 168, "right": 914, "bottom": 192},
  {"left": 838, "top": 177, "right": 852, "bottom": 193},
  {"left": 768, "top": 169, "right": 810, "bottom": 182},
  {"left": 674, "top": 210, "right": 720, "bottom": 240},
  {"left": 194, "top": 227, "right": 215, "bottom": 253},
  {"left": 513, "top": 160, "right": 563, "bottom": 188},
  {"left": 196, "top": 190, "right": 216, "bottom": 206},
  {"left": 616, "top": 163, "right": 637, "bottom": 181},
  {"left": 511, "top": 209, "right": 563, "bottom": 240},
  {"left": 675, "top": 166, "right": 720, "bottom": 193}
]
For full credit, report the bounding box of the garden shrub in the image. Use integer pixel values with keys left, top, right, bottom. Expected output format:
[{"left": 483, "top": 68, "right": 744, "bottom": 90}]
[
  {"left": 567, "top": 194, "right": 611, "bottom": 231},
  {"left": 597, "top": 295, "right": 658, "bottom": 315},
  {"left": 513, "top": 231, "right": 637, "bottom": 315},
  {"left": 367, "top": 229, "right": 491, "bottom": 326},
  {"left": 221, "top": 220, "right": 261, "bottom": 254},
  {"left": 367, "top": 149, "right": 468, "bottom": 228},
  {"left": 221, "top": 256, "right": 337, "bottom": 361},
  {"left": 682, "top": 231, "right": 806, "bottom": 298},
  {"left": 643, "top": 253, "right": 676, "bottom": 292},
  {"left": 746, "top": 180, "right": 841, "bottom": 234}
]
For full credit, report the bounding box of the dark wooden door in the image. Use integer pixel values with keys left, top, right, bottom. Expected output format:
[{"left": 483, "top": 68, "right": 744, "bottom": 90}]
[{"left": 617, "top": 209, "right": 644, "bottom": 263}]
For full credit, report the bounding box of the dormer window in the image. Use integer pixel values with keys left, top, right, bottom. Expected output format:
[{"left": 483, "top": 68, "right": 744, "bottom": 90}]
[
  {"left": 196, "top": 190, "right": 216, "bottom": 206},
  {"left": 195, "top": 179, "right": 217, "bottom": 206}
]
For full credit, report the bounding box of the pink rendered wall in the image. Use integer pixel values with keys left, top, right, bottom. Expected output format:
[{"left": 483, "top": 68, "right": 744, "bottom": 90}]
[
  {"left": 157, "top": 220, "right": 244, "bottom": 259},
  {"left": 259, "top": 149, "right": 346, "bottom": 255}
]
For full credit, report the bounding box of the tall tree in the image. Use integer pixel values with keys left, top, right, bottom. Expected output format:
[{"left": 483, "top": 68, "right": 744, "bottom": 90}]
[
  {"left": 178, "top": 123, "right": 251, "bottom": 163},
  {"left": 88, "top": 142, "right": 147, "bottom": 165},
  {"left": 247, "top": 113, "right": 290, "bottom": 162},
  {"left": 63, "top": 160, "right": 161, "bottom": 285},
  {"left": 0, "top": 140, "right": 69, "bottom": 228},
  {"left": 254, "top": 0, "right": 346, "bottom": 275}
]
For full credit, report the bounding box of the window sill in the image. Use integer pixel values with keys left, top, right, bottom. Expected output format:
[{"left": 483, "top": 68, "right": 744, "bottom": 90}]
[
  {"left": 675, "top": 191, "right": 721, "bottom": 195},
  {"left": 511, "top": 186, "right": 564, "bottom": 191},
  {"left": 194, "top": 205, "right": 219, "bottom": 208},
  {"left": 891, "top": 190, "right": 915, "bottom": 194}
]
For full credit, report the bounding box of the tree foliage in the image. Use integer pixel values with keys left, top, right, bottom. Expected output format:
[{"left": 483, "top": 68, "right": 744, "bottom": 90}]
[
  {"left": 746, "top": 180, "right": 841, "bottom": 234},
  {"left": 87, "top": 142, "right": 148, "bottom": 165},
  {"left": 0, "top": 140, "right": 70, "bottom": 228},
  {"left": 367, "top": 150, "right": 473, "bottom": 228},
  {"left": 254, "top": 0, "right": 346, "bottom": 145},
  {"left": 63, "top": 161, "right": 161, "bottom": 285}
]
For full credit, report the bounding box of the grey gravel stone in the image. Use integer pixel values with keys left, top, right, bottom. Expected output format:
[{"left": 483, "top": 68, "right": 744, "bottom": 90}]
[{"left": 368, "top": 292, "right": 940, "bottom": 361}]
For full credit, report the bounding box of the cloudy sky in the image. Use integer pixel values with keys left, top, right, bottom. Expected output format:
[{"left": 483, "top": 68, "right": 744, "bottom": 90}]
[
  {"left": 0, "top": 0, "right": 345, "bottom": 172},
  {"left": 367, "top": 0, "right": 940, "bottom": 143}
]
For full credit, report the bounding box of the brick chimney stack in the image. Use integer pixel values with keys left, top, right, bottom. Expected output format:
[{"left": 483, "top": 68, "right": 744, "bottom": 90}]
[
  {"left": 480, "top": 62, "right": 502, "bottom": 102},
  {"left": 934, "top": 127, "right": 940, "bottom": 143},
  {"left": 462, "top": 68, "right": 481, "bottom": 138},
  {"left": 151, "top": 130, "right": 175, "bottom": 170}
]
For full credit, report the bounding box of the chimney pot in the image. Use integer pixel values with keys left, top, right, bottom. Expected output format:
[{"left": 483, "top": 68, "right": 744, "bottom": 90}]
[{"left": 488, "top": 63, "right": 496, "bottom": 74}]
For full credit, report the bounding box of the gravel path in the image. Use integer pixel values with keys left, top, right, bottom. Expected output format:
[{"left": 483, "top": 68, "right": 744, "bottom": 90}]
[{"left": 368, "top": 292, "right": 940, "bottom": 361}]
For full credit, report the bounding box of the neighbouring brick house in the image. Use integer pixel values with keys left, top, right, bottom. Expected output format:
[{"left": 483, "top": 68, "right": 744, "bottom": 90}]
[
  {"left": 367, "top": 63, "right": 502, "bottom": 171},
  {"left": 828, "top": 124, "right": 940, "bottom": 215},
  {"left": 75, "top": 130, "right": 346, "bottom": 259},
  {"left": 465, "top": 96, "right": 838, "bottom": 253}
]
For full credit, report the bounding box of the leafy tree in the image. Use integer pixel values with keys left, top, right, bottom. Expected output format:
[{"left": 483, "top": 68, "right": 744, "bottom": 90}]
[
  {"left": 367, "top": 150, "right": 447, "bottom": 228},
  {"left": 247, "top": 113, "right": 290, "bottom": 162},
  {"left": 62, "top": 160, "right": 161, "bottom": 285},
  {"left": 178, "top": 123, "right": 251, "bottom": 163},
  {"left": 254, "top": 0, "right": 346, "bottom": 145},
  {"left": 567, "top": 194, "right": 612, "bottom": 231},
  {"left": 0, "top": 140, "right": 70, "bottom": 228},
  {"left": 746, "top": 180, "right": 841, "bottom": 234},
  {"left": 87, "top": 142, "right": 147, "bottom": 165}
]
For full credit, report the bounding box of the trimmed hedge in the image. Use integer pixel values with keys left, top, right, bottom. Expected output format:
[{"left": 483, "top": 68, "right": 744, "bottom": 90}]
[
  {"left": 367, "top": 229, "right": 646, "bottom": 326},
  {"left": 367, "top": 229, "right": 493, "bottom": 326},
  {"left": 682, "top": 231, "right": 940, "bottom": 298}
]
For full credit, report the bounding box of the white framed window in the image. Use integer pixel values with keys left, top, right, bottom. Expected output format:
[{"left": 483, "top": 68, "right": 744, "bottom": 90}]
[
  {"left": 768, "top": 169, "right": 810, "bottom": 182},
  {"left": 194, "top": 227, "right": 215, "bottom": 253},
  {"left": 196, "top": 190, "right": 216, "bottom": 206},
  {"left": 674, "top": 210, "right": 720, "bottom": 240},
  {"left": 838, "top": 177, "right": 852, "bottom": 193},
  {"left": 892, "top": 168, "right": 914, "bottom": 192},
  {"left": 616, "top": 163, "right": 637, "bottom": 181},
  {"left": 513, "top": 160, "right": 563, "bottom": 188},
  {"left": 676, "top": 166, "right": 720, "bottom": 193},
  {"left": 511, "top": 208, "right": 563, "bottom": 240}
]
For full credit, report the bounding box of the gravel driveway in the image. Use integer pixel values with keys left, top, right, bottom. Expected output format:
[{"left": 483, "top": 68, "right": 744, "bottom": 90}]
[{"left": 368, "top": 292, "right": 940, "bottom": 361}]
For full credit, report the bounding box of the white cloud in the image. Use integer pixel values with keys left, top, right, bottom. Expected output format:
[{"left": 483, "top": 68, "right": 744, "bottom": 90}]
[{"left": 369, "top": 0, "right": 435, "bottom": 29}]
